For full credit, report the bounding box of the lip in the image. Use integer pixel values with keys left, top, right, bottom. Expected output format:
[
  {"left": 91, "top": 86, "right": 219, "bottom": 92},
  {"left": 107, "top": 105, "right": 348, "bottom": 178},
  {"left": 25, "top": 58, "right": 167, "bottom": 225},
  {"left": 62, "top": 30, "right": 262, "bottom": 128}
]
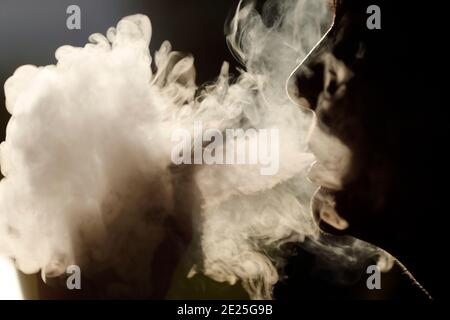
[
  {"left": 308, "top": 161, "right": 343, "bottom": 191},
  {"left": 295, "top": 96, "right": 312, "bottom": 109}
]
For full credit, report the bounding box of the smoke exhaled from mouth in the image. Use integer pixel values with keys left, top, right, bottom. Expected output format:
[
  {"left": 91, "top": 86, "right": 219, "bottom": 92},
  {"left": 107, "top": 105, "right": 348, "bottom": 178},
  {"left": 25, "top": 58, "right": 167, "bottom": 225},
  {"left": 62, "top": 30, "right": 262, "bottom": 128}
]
[{"left": 0, "top": 0, "right": 391, "bottom": 299}]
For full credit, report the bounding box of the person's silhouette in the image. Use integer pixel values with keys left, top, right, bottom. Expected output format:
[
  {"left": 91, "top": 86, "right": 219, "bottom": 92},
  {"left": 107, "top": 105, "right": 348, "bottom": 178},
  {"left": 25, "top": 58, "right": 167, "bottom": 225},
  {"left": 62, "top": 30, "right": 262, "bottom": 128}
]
[{"left": 285, "top": 0, "right": 445, "bottom": 299}]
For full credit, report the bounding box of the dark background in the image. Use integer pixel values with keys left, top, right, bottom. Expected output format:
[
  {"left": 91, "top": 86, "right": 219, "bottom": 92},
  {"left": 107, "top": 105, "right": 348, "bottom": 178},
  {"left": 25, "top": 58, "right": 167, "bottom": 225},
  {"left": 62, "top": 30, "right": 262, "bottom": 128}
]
[{"left": 0, "top": 0, "right": 446, "bottom": 300}]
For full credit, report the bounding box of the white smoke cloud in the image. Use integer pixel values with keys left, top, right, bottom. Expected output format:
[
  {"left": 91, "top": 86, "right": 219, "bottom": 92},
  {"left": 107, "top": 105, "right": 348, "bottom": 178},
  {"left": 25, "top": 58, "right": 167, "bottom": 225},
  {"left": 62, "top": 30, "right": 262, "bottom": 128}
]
[
  {"left": 0, "top": 0, "right": 391, "bottom": 299},
  {"left": 1, "top": 15, "right": 178, "bottom": 295}
]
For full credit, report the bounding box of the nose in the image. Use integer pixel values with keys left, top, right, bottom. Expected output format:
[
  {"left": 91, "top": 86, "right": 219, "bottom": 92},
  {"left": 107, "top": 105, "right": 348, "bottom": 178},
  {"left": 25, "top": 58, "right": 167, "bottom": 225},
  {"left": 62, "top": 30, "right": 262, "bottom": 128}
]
[
  {"left": 291, "top": 61, "right": 325, "bottom": 110},
  {"left": 287, "top": 28, "right": 334, "bottom": 111}
]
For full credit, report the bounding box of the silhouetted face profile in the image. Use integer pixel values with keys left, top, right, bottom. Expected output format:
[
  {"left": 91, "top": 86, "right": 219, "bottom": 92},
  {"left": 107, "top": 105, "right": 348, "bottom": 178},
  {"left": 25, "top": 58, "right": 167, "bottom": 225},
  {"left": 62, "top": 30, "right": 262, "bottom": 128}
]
[{"left": 289, "top": 0, "right": 443, "bottom": 297}]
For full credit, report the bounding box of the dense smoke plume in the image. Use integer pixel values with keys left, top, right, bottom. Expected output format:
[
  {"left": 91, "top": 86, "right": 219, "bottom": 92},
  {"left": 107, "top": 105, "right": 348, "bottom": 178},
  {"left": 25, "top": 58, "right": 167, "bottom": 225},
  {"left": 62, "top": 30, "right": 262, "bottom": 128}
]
[{"left": 0, "top": 0, "right": 391, "bottom": 299}]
